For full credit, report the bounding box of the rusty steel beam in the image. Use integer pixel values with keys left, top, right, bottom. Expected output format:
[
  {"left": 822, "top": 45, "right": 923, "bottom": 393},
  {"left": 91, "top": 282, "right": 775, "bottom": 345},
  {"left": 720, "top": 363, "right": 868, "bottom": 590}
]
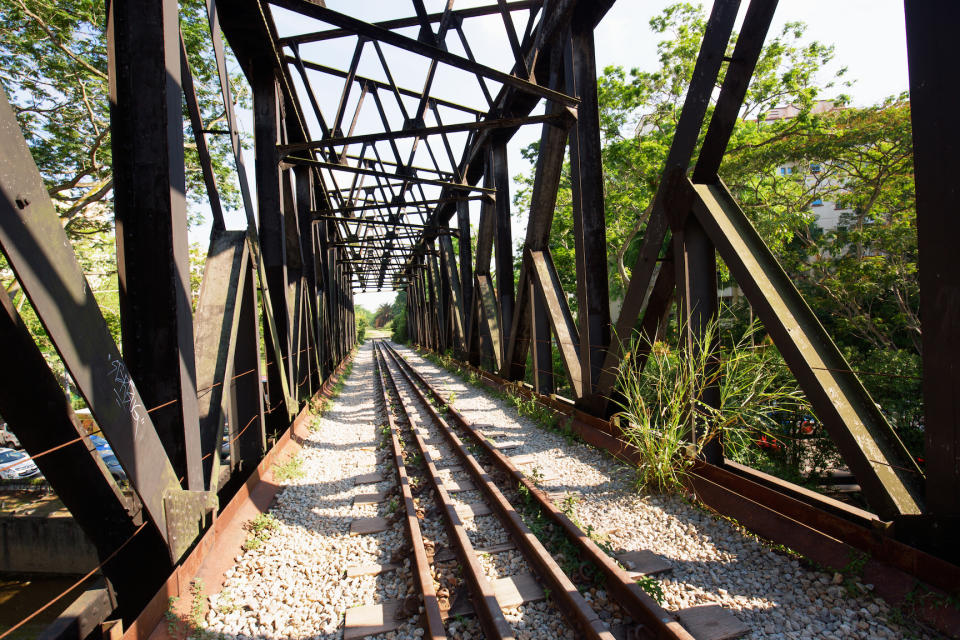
[
  {"left": 271, "top": 0, "right": 578, "bottom": 106},
  {"left": 528, "top": 248, "right": 583, "bottom": 397},
  {"left": 252, "top": 59, "right": 296, "bottom": 436},
  {"left": 278, "top": 110, "right": 574, "bottom": 154},
  {"left": 288, "top": 56, "right": 485, "bottom": 117},
  {"left": 399, "top": 0, "right": 614, "bottom": 278},
  {"left": 109, "top": 0, "right": 203, "bottom": 491},
  {"left": 285, "top": 156, "right": 495, "bottom": 194},
  {"left": 193, "top": 231, "right": 250, "bottom": 488},
  {"left": 492, "top": 139, "right": 515, "bottom": 366},
  {"left": 0, "top": 289, "right": 168, "bottom": 622},
  {"left": 0, "top": 92, "right": 207, "bottom": 561},
  {"left": 688, "top": 180, "right": 924, "bottom": 519},
  {"left": 278, "top": 1, "right": 542, "bottom": 45},
  {"left": 566, "top": 21, "right": 610, "bottom": 406},
  {"left": 592, "top": 0, "right": 741, "bottom": 412},
  {"left": 314, "top": 195, "right": 482, "bottom": 215},
  {"left": 503, "top": 47, "right": 569, "bottom": 381}
]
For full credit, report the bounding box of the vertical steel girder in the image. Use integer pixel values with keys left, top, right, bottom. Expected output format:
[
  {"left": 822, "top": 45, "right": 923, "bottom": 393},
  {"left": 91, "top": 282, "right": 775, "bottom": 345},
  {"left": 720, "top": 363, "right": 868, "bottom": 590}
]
[
  {"left": 435, "top": 245, "right": 453, "bottom": 350},
  {"left": 902, "top": 0, "right": 960, "bottom": 556},
  {"left": 457, "top": 198, "right": 475, "bottom": 361},
  {"left": 502, "top": 44, "right": 570, "bottom": 386},
  {"left": 439, "top": 235, "right": 467, "bottom": 352},
  {"left": 476, "top": 274, "right": 503, "bottom": 370},
  {"left": 108, "top": 0, "right": 203, "bottom": 491},
  {"left": 193, "top": 231, "right": 250, "bottom": 488},
  {"left": 566, "top": 21, "right": 611, "bottom": 407},
  {"left": 492, "top": 139, "right": 515, "bottom": 366},
  {"left": 253, "top": 60, "right": 295, "bottom": 431},
  {"left": 678, "top": 0, "right": 779, "bottom": 466},
  {"left": 591, "top": 0, "right": 742, "bottom": 413},
  {"left": 228, "top": 255, "right": 268, "bottom": 471},
  {"left": 527, "top": 249, "right": 582, "bottom": 397},
  {"left": 530, "top": 276, "right": 554, "bottom": 395}
]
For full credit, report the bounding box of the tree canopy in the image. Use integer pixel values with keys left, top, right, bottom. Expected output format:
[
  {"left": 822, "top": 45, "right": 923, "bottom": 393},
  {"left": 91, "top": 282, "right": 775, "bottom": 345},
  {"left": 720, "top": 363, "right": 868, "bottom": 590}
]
[{"left": 0, "top": 0, "right": 248, "bottom": 239}]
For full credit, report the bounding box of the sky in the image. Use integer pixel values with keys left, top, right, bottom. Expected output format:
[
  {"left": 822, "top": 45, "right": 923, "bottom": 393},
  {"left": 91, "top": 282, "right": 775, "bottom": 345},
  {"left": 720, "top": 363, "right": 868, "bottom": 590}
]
[{"left": 195, "top": 0, "right": 911, "bottom": 312}]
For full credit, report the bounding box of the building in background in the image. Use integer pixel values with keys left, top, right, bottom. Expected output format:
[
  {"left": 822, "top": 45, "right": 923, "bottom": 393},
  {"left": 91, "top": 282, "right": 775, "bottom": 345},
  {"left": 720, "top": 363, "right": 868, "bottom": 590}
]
[{"left": 766, "top": 100, "right": 850, "bottom": 232}]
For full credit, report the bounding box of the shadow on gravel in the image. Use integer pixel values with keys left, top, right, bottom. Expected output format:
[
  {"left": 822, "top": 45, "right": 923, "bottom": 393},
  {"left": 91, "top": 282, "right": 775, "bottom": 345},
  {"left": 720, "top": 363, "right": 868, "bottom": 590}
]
[{"left": 196, "top": 342, "right": 418, "bottom": 640}]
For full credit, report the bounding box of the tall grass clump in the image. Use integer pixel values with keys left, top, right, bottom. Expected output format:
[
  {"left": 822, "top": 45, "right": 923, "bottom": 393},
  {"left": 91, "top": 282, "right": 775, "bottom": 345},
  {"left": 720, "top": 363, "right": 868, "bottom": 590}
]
[{"left": 614, "top": 317, "right": 808, "bottom": 493}]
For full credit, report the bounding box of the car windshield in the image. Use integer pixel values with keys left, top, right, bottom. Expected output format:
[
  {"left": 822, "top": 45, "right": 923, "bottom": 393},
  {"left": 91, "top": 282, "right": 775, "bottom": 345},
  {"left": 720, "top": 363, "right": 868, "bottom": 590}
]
[{"left": 0, "top": 450, "right": 24, "bottom": 463}]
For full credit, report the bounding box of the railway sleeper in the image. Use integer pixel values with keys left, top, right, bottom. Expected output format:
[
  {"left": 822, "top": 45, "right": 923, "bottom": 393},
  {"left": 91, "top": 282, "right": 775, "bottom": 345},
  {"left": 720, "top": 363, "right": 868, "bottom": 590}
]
[{"left": 376, "top": 341, "right": 624, "bottom": 640}]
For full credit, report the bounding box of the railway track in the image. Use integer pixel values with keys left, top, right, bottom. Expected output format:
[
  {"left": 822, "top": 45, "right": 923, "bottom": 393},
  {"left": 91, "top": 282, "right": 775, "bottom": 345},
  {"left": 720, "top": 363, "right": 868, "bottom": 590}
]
[{"left": 366, "top": 339, "right": 707, "bottom": 640}]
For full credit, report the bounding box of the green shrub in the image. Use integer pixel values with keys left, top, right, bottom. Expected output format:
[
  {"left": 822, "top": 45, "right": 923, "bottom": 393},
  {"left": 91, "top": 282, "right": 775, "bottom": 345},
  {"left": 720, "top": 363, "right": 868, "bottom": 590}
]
[
  {"left": 391, "top": 311, "right": 408, "bottom": 343},
  {"left": 614, "top": 317, "right": 808, "bottom": 493},
  {"left": 357, "top": 316, "right": 368, "bottom": 344},
  {"left": 272, "top": 454, "right": 305, "bottom": 482}
]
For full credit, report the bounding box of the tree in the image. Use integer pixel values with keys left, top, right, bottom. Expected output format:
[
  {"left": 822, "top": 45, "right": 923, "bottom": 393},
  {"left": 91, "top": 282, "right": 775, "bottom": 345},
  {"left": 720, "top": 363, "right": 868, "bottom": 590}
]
[
  {"left": 391, "top": 291, "right": 408, "bottom": 343},
  {"left": 373, "top": 303, "right": 393, "bottom": 328},
  {"left": 0, "top": 0, "right": 247, "bottom": 237},
  {"left": 514, "top": 2, "right": 848, "bottom": 303},
  {"left": 798, "top": 99, "right": 918, "bottom": 354},
  {"left": 723, "top": 98, "right": 920, "bottom": 425}
]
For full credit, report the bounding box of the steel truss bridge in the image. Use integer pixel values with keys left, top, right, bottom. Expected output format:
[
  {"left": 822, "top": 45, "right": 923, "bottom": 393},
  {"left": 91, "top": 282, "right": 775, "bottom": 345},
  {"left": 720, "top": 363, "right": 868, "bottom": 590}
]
[{"left": 0, "top": 0, "right": 957, "bottom": 637}]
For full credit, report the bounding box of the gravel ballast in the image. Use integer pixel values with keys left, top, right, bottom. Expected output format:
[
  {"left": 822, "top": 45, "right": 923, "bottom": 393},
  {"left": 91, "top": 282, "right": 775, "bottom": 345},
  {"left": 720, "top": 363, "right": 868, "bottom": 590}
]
[
  {"left": 199, "top": 339, "right": 946, "bottom": 640},
  {"left": 206, "top": 343, "right": 425, "bottom": 640},
  {"left": 392, "top": 343, "right": 947, "bottom": 640},
  {"left": 379, "top": 346, "right": 577, "bottom": 639}
]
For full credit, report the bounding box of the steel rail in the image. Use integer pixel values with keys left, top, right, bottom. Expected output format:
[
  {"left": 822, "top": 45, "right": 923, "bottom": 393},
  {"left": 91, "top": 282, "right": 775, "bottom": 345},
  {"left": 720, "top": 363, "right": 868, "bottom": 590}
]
[
  {"left": 371, "top": 345, "right": 447, "bottom": 640},
  {"left": 377, "top": 341, "right": 621, "bottom": 640},
  {"left": 373, "top": 340, "right": 515, "bottom": 638},
  {"left": 380, "top": 341, "right": 697, "bottom": 640}
]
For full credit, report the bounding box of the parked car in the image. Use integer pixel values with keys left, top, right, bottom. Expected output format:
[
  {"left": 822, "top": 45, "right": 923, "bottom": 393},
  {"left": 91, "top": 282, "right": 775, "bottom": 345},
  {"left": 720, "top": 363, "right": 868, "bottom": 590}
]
[
  {"left": 100, "top": 451, "right": 127, "bottom": 483},
  {"left": 89, "top": 435, "right": 111, "bottom": 452},
  {"left": 87, "top": 436, "right": 127, "bottom": 482},
  {"left": 0, "top": 447, "right": 41, "bottom": 480}
]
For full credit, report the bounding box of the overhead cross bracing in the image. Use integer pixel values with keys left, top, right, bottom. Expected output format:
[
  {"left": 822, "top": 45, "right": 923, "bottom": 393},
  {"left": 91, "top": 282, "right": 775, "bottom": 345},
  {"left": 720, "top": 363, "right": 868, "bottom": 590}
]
[{"left": 238, "top": 0, "right": 582, "bottom": 293}]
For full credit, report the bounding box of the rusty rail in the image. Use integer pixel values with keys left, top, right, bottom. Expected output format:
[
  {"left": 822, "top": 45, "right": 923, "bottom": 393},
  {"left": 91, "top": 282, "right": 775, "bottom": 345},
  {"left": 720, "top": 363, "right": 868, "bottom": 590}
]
[
  {"left": 379, "top": 341, "right": 696, "bottom": 640},
  {"left": 377, "top": 339, "right": 618, "bottom": 639},
  {"left": 372, "top": 344, "right": 448, "bottom": 640}
]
